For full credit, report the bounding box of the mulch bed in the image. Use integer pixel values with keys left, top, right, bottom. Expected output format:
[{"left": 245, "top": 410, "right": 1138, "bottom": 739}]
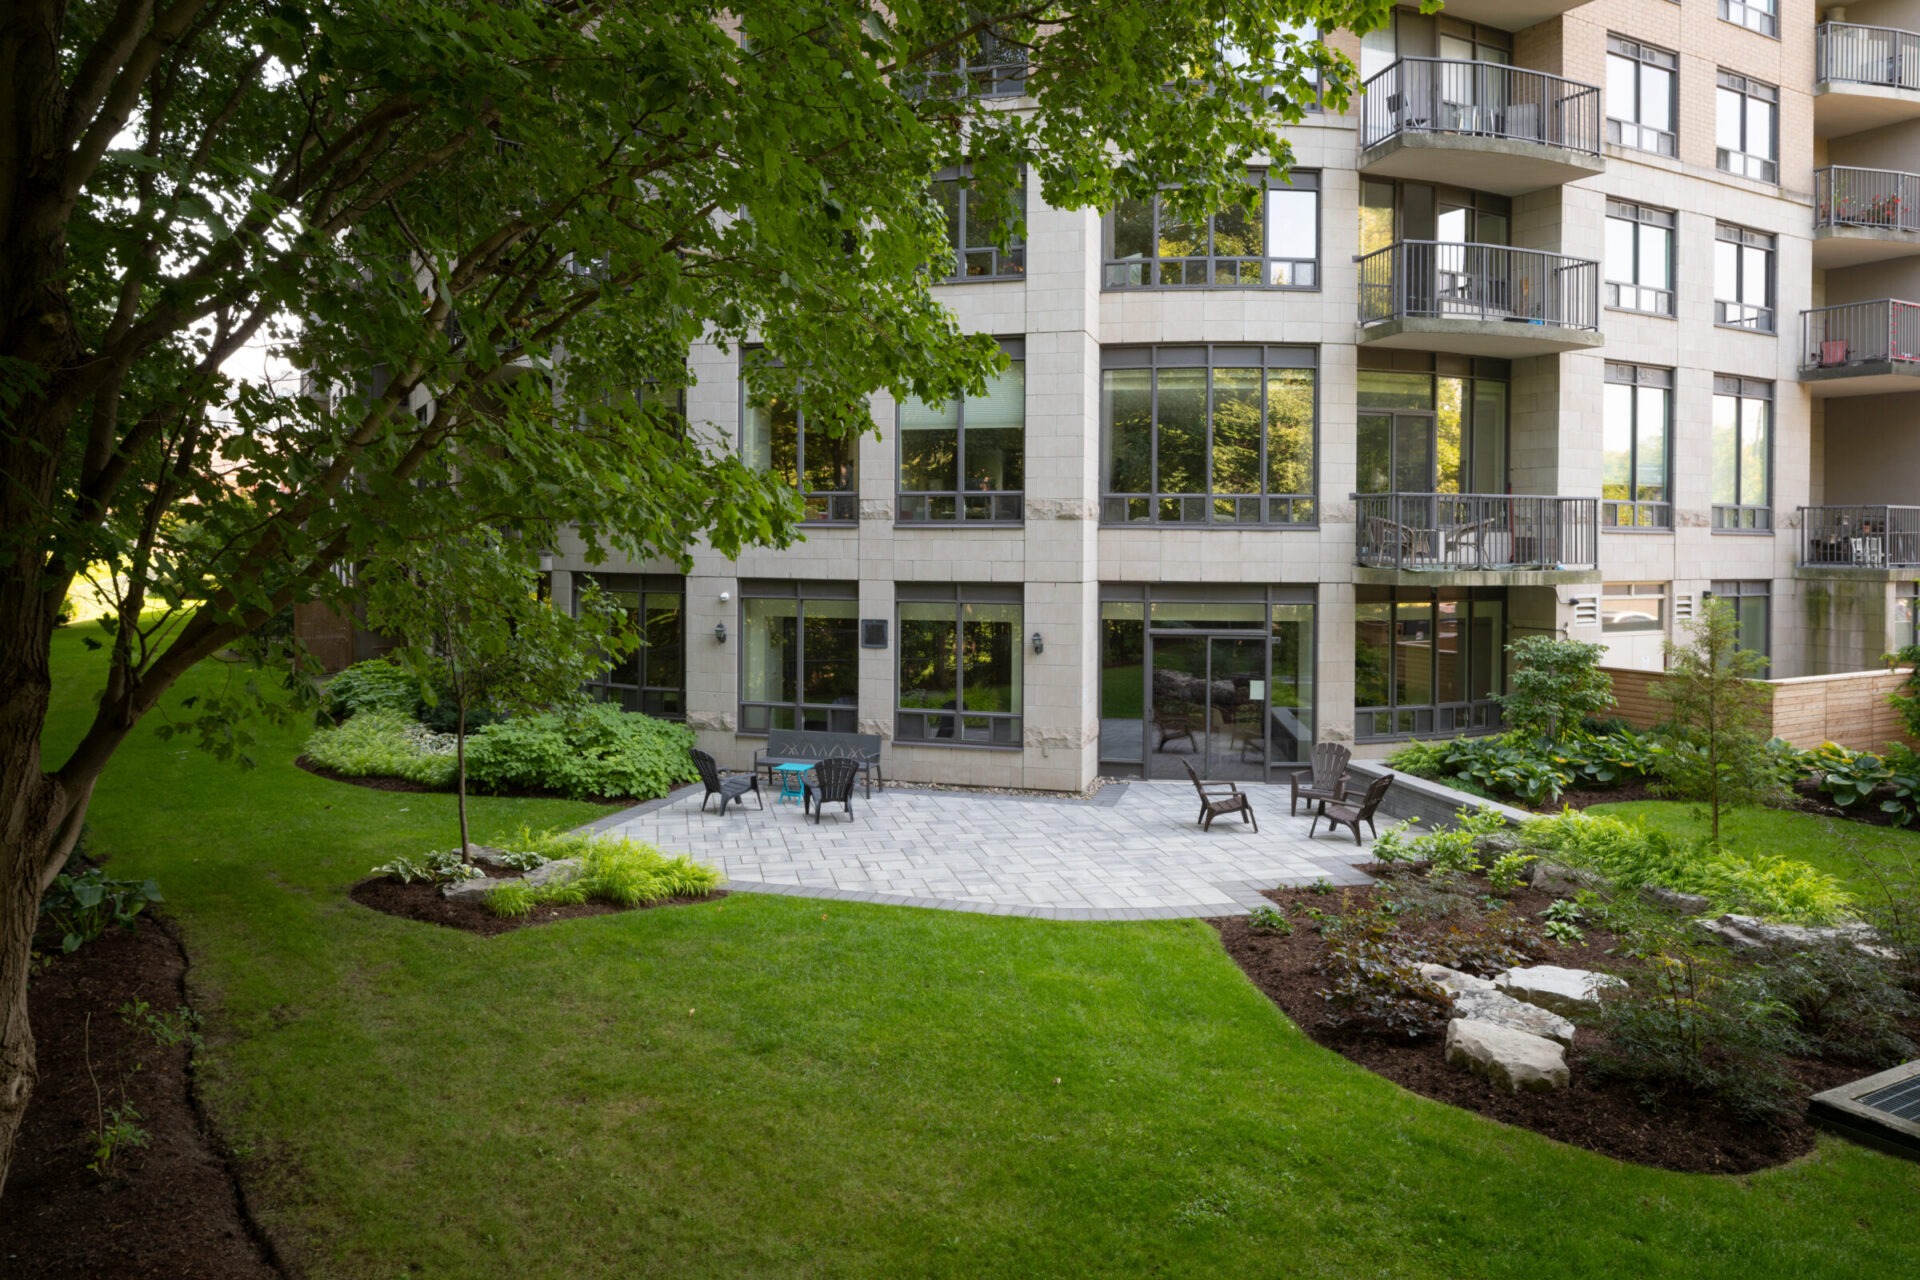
[
  {"left": 349, "top": 863, "right": 725, "bottom": 937},
  {"left": 1, "top": 916, "right": 281, "bottom": 1279},
  {"left": 294, "top": 755, "right": 654, "bottom": 807},
  {"left": 1213, "top": 873, "right": 1895, "bottom": 1174}
]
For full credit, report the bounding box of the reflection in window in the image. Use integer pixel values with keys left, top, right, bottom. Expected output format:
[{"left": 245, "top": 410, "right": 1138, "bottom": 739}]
[
  {"left": 1601, "top": 582, "right": 1667, "bottom": 633},
  {"left": 741, "top": 365, "right": 858, "bottom": 523},
  {"left": 1355, "top": 586, "right": 1505, "bottom": 740},
  {"left": 1716, "top": 71, "right": 1778, "bottom": 184},
  {"left": 896, "top": 585, "right": 1022, "bottom": 746},
  {"left": 1715, "top": 223, "right": 1775, "bottom": 331},
  {"left": 933, "top": 168, "right": 1024, "bottom": 280},
  {"left": 1604, "top": 200, "right": 1675, "bottom": 316},
  {"left": 575, "top": 573, "right": 684, "bottom": 717},
  {"left": 1606, "top": 37, "right": 1678, "bottom": 156},
  {"left": 899, "top": 346, "right": 1024, "bottom": 523},
  {"left": 1710, "top": 580, "right": 1772, "bottom": 671},
  {"left": 739, "top": 583, "right": 859, "bottom": 733},
  {"left": 1712, "top": 376, "right": 1772, "bottom": 531},
  {"left": 1602, "top": 363, "right": 1671, "bottom": 528},
  {"left": 1104, "top": 172, "right": 1318, "bottom": 289}
]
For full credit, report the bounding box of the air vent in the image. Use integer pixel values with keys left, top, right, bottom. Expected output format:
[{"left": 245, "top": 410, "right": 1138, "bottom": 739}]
[
  {"left": 1674, "top": 593, "right": 1695, "bottom": 622},
  {"left": 1571, "top": 593, "right": 1600, "bottom": 628}
]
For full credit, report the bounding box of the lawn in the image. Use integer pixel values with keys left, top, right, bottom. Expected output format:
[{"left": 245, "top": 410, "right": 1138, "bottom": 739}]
[
  {"left": 1587, "top": 799, "right": 1920, "bottom": 898},
  {"left": 37, "top": 626, "right": 1920, "bottom": 1278}
]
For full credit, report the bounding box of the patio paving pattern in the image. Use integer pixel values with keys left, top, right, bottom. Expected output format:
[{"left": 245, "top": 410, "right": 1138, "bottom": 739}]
[{"left": 586, "top": 781, "right": 1380, "bottom": 920}]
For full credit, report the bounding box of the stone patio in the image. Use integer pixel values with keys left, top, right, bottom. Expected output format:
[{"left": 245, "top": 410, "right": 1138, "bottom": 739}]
[{"left": 584, "top": 780, "right": 1380, "bottom": 920}]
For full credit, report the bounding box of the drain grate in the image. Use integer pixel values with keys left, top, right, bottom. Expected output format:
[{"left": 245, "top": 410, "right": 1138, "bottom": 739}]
[
  {"left": 1811, "top": 1060, "right": 1920, "bottom": 1162},
  {"left": 1858, "top": 1074, "right": 1920, "bottom": 1123}
]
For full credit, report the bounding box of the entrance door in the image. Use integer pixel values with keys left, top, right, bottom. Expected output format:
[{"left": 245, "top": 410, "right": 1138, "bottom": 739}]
[
  {"left": 1357, "top": 411, "right": 1436, "bottom": 495},
  {"left": 1147, "top": 636, "right": 1269, "bottom": 781}
]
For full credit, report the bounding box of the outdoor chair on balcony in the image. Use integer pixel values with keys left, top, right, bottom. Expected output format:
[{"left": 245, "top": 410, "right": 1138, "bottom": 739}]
[
  {"left": 1289, "top": 742, "right": 1353, "bottom": 816},
  {"left": 803, "top": 756, "right": 862, "bottom": 824},
  {"left": 1311, "top": 773, "right": 1396, "bottom": 846},
  {"left": 1182, "top": 760, "right": 1258, "bottom": 833},
  {"left": 691, "top": 748, "right": 763, "bottom": 817}
]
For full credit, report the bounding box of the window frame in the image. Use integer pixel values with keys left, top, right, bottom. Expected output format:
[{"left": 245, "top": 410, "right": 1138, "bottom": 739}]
[
  {"left": 897, "top": 338, "right": 1025, "bottom": 525},
  {"left": 932, "top": 166, "right": 1025, "bottom": 283},
  {"left": 1716, "top": 71, "right": 1779, "bottom": 184},
  {"left": 573, "top": 573, "right": 686, "bottom": 718},
  {"left": 894, "top": 582, "right": 1025, "bottom": 748},
  {"left": 1719, "top": 0, "right": 1778, "bottom": 39},
  {"left": 1714, "top": 223, "right": 1776, "bottom": 332},
  {"left": 739, "top": 354, "right": 859, "bottom": 524},
  {"left": 1709, "top": 579, "right": 1772, "bottom": 670},
  {"left": 1102, "top": 170, "right": 1320, "bottom": 291},
  {"left": 1352, "top": 585, "right": 1508, "bottom": 741},
  {"left": 1711, "top": 375, "right": 1774, "bottom": 532},
  {"left": 1601, "top": 363, "right": 1674, "bottom": 529},
  {"left": 736, "top": 580, "right": 861, "bottom": 735},
  {"left": 1606, "top": 37, "right": 1679, "bottom": 158},
  {"left": 1601, "top": 581, "right": 1668, "bottom": 634},
  {"left": 1604, "top": 200, "right": 1676, "bottom": 317},
  {"left": 1099, "top": 345, "right": 1319, "bottom": 527}
]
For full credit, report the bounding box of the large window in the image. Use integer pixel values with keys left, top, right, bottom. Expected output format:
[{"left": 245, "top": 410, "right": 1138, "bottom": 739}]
[
  {"left": 1712, "top": 376, "right": 1772, "bottom": 531},
  {"left": 1606, "top": 37, "right": 1678, "bottom": 157},
  {"left": 896, "top": 584, "right": 1023, "bottom": 746},
  {"left": 1104, "top": 171, "right": 1319, "bottom": 289},
  {"left": 1721, "top": 0, "right": 1777, "bottom": 38},
  {"left": 1354, "top": 587, "right": 1506, "bottom": 741},
  {"left": 1100, "top": 346, "right": 1316, "bottom": 525},
  {"left": 1899, "top": 584, "right": 1919, "bottom": 650},
  {"left": 1716, "top": 72, "right": 1778, "bottom": 183},
  {"left": 899, "top": 340, "right": 1024, "bottom": 523},
  {"left": 933, "top": 168, "right": 1024, "bottom": 281},
  {"left": 1710, "top": 580, "right": 1772, "bottom": 670},
  {"left": 1715, "top": 223, "right": 1775, "bottom": 331},
  {"left": 1604, "top": 200, "right": 1675, "bottom": 316},
  {"left": 739, "top": 581, "right": 859, "bottom": 733},
  {"left": 575, "top": 573, "right": 684, "bottom": 717},
  {"left": 1602, "top": 363, "right": 1672, "bottom": 528},
  {"left": 1356, "top": 362, "right": 1509, "bottom": 496},
  {"left": 1601, "top": 582, "right": 1667, "bottom": 633},
  {"left": 741, "top": 362, "right": 858, "bottom": 523}
]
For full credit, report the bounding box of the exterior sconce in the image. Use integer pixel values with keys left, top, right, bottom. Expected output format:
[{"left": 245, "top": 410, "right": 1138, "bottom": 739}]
[
  {"left": 1031, "top": 631, "right": 1044, "bottom": 655},
  {"left": 714, "top": 622, "right": 728, "bottom": 644}
]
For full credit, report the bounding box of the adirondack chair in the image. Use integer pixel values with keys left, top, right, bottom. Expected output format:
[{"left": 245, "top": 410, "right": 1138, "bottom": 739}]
[
  {"left": 1289, "top": 743, "right": 1352, "bottom": 816},
  {"left": 1182, "top": 760, "right": 1257, "bottom": 833},
  {"left": 1311, "top": 773, "right": 1395, "bottom": 846},
  {"left": 803, "top": 756, "right": 862, "bottom": 824},
  {"left": 691, "top": 748, "right": 762, "bottom": 816}
]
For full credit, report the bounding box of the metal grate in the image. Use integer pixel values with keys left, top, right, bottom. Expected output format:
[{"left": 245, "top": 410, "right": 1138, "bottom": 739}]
[{"left": 1860, "top": 1075, "right": 1920, "bottom": 1122}]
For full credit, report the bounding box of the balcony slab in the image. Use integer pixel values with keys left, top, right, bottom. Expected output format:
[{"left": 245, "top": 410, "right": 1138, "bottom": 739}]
[
  {"left": 1812, "top": 225, "right": 1920, "bottom": 268},
  {"left": 1357, "top": 132, "right": 1603, "bottom": 197},
  {"left": 1356, "top": 316, "right": 1603, "bottom": 358},
  {"left": 1433, "top": 0, "right": 1594, "bottom": 32},
  {"left": 1354, "top": 567, "right": 1602, "bottom": 588},
  {"left": 1815, "top": 82, "right": 1920, "bottom": 138},
  {"left": 1801, "top": 362, "right": 1920, "bottom": 396}
]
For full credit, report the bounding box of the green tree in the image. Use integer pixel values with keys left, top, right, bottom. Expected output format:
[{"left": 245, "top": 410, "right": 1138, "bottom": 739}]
[
  {"left": 1497, "top": 636, "right": 1615, "bottom": 747},
  {"left": 1652, "top": 599, "right": 1777, "bottom": 845},
  {"left": 361, "top": 534, "right": 634, "bottom": 861},
  {"left": 0, "top": 0, "right": 1374, "bottom": 1194}
]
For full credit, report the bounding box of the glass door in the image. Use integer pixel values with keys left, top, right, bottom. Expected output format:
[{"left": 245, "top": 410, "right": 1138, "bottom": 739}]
[
  {"left": 1357, "top": 411, "right": 1436, "bottom": 495},
  {"left": 1147, "top": 635, "right": 1269, "bottom": 782}
]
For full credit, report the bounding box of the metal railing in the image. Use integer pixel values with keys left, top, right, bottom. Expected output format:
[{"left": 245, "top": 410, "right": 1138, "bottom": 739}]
[
  {"left": 1353, "top": 493, "right": 1600, "bottom": 571},
  {"left": 897, "top": 490, "right": 1023, "bottom": 524},
  {"left": 1817, "top": 23, "right": 1920, "bottom": 91},
  {"left": 1800, "top": 299, "right": 1920, "bottom": 370},
  {"left": 1359, "top": 59, "right": 1602, "bottom": 156},
  {"left": 1357, "top": 241, "right": 1599, "bottom": 330},
  {"left": 1801, "top": 505, "right": 1920, "bottom": 567},
  {"left": 1815, "top": 166, "right": 1920, "bottom": 233}
]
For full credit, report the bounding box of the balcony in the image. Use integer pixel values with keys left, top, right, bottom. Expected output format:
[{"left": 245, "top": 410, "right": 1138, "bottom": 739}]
[
  {"left": 1814, "top": 167, "right": 1920, "bottom": 267},
  {"left": 1354, "top": 493, "right": 1601, "bottom": 585},
  {"left": 1800, "top": 300, "right": 1920, "bottom": 396},
  {"left": 1800, "top": 505, "right": 1920, "bottom": 570},
  {"left": 1815, "top": 23, "right": 1920, "bottom": 137},
  {"left": 1358, "top": 60, "right": 1604, "bottom": 195},
  {"left": 1356, "top": 242, "right": 1602, "bottom": 357},
  {"left": 1423, "top": 0, "right": 1595, "bottom": 32}
]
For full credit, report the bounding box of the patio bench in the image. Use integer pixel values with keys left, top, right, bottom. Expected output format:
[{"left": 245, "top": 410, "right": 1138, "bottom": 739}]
[{"left": 754, "top": 728, "right": 884, "bottom": 798}]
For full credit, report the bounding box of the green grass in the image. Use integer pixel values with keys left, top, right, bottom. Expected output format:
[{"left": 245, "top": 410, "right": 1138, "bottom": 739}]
[
  {"left": 1587, "top": 800, "right": 1920, "bottom": 899},
  {"left": 40, "top": 626, "right": 1920, "bottom": 1277}
]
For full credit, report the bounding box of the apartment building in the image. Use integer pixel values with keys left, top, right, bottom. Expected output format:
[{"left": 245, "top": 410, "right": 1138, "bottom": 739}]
[{"left": 547, "top": 0, "right": 1920, "bottom": 790}]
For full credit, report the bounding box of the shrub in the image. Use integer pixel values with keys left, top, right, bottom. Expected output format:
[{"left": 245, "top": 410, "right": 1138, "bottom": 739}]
[
  {"left": 1247, "top": 904, "right": 1292, "bottom": 935},
  {"left": 1314, "top": 898, "right": 1452, "bottom": 1038},
  {"left": 481, "top": 833, "right": 721, "bottom": 916},
  {"left": 1485, "top": 851, "right": 1535, "bottom": 896},
  {"left": 38, "top": 867, "right": 164, "bottom": 954},
  {"left": 1652, "top": 599, "right": 1778, "bottom": 843},
  {"left": 323, "top": 659, "right": 423, "bottom": 720},
  {"left": 371, "top": 849, "right": 483, "bottom": 885},
  {"left": 304, "top": 709, "right": 458, "bottom": 788},
  {"left": 1840, "top": 838, "right": 1920, "bottom": 991},
  {"left": 1888, "top": 643, "right": 1920, "bottom": 741},
  {"left": 464, "top": 703, "right": 697, "bottom": 800},
  {"left": 1589, "top": 947, "right": 1803, "bottom": 1120},
  {"left": 1758, "top": 942, "right": 1918, "bottom": 1067},
  {"left": 482, "top": 880, "right": 536, "bottom": 918},
  {"left": 1428, "top": 905, "right": 1543, "bottom": 976},
  {"left": 1498, "top": 636, "right": 1615, "bottom": 746},
  {"left": 1802, "top": 741, "right": 1920, "bottom": 827},
  {"left": 1367, "top": 806, "right": 1511, "bottom": 874}
]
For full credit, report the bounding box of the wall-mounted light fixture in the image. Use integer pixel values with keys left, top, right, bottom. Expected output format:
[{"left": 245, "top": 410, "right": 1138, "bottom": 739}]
[
  {"left": 720, "top": 590, "right": 731, "bottom": 603},
  {"left": 714, "top": 622, "right": 728, "bottom": 644},
  {"left": 1031, "top": 631, "right": 1044, "bottom": 655}
]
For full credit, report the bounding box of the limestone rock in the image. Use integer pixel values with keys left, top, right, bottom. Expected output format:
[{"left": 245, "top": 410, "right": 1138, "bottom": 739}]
[
  {"left": 1694, "top": 913, "right": 1885, "bottom": 958},
  {"left": 1451, "top": 989, "right": 1576, "bottom": 1047},
  {"left": 1639, "top": 884, "right": 1712, "bottom": 915},
  {"left": 467, "top": 846, "right": 517, "bottom": 871},
  {"left": 523, "top": 857, "right": 583, "bottom": 888},
  {"left": 1531, "top": 862, "right": 1608, "bottom": 896},
  {"left": 1495, "top": 964, "right": 1625, "bottom": 1016},
  {"left": 1445, "top": 1018, "right": 1569, "bottom": 1092},
  {"left": 1418, "top": 963, "right": 1496, "bottom": 995},
  {"left": 441, "top": 875, "right": 494, "bottom": 901}
]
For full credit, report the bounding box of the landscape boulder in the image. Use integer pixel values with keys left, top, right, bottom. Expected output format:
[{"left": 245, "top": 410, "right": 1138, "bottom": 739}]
[
  {"left": 1418, "top": 963, "right": 1496, "bottom": 995},
  {"left": 1451, "top": 989, "right": 1576, "bottom": 1048},
  {"left": 1531, "top": 862, "right": 1609, "bottom": 897},
  {"left": 1639, "top": 884, "right": 1712, "bottom": 915},
  {"left": 1444, "top": 1018, "right": 1569, "bottom": 1093},
  {"left": 1495, "top": 964, "right": 1625, "bottom": 1017},
  {"left": 1694, "top": 913, "right": 1886, "bottom": 958},
  {"left": 441, "top": 875, "right": 494, "bottom": 902},
  {"left": 523, "top": 857, "right": 584, "bottom": 888}
]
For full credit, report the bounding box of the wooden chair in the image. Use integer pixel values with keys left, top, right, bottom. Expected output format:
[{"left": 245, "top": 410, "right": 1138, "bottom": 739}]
[
  {"left": 1289, "top": 742, "right": 1352, "bottom": 816},
  {"left": 1182, "top": 760, "right": 1257, "bottom": 833},
  {"left": 1311, "top": 773, "right": 1395, "bottom": 846},
  {"left": 803, "top": 756, "right": 862, "bottom": 824},
  {"left": 691, "top": 748, "right": 762, "bottom": 816}
]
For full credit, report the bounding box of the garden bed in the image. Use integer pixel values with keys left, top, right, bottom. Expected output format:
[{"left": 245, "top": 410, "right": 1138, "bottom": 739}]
[
  {"left": 1213, "top": 870, "right": 1913, "bottom": 1175},
  {"left": 1, "top": 914, "right": 281, "bottom": 1278},
  {"left": 349, "top": 865, "right": 726, "bottom": 936},
  {"left": 295, "top": 753, "right": 664, "bottom": 806}
]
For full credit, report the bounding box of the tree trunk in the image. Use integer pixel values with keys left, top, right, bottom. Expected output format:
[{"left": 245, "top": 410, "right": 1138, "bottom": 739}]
[{"left": 455, "top": 702, "right": 470, "bottom": 860}]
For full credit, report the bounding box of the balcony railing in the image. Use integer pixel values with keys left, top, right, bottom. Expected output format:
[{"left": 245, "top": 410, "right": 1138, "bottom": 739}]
[
  {"left": 1817, "top": 23, "right": 1920, "bottom": 91},
  {"left": 1357, "top": 241, "right": 1599, "bottom": 330},
  {"left": 1801, "top": 505, "right": 1920, "bottom": 567},
  {"left": 1359, "top": 59, "right": 1602, "bottom": 155},
  {"left": 1800, "top": 299, "right": 1920, "bottom": 371},
  {"left": 1354, "top": 493, "right": 1599, "bottom": 571},
  {"left": 1816, "top": 166, "right": 1920, "bottom": 233}
]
